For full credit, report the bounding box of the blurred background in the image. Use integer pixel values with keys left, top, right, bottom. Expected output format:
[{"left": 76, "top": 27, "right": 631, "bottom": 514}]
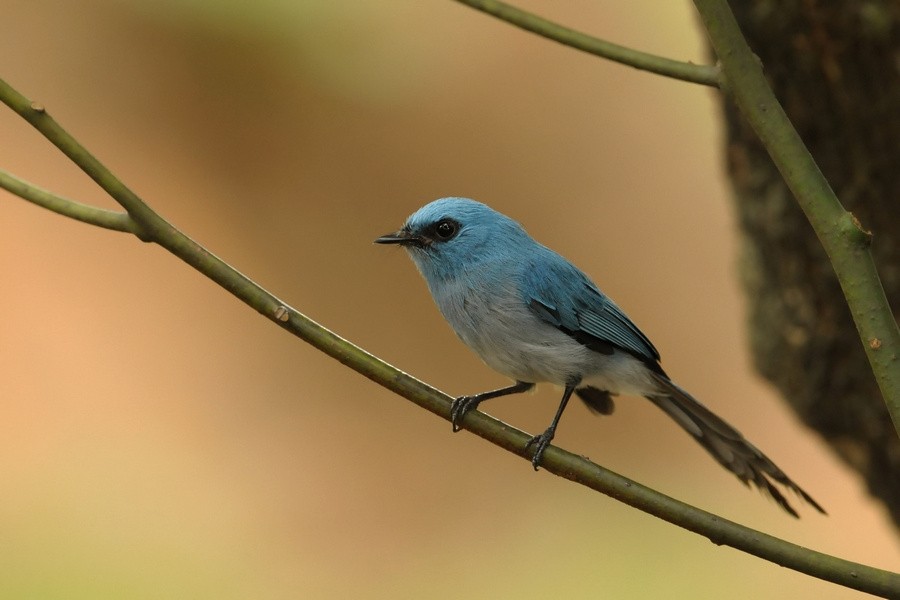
[{"left": 1, "top": 1, "right": 896, "bottom": 598}]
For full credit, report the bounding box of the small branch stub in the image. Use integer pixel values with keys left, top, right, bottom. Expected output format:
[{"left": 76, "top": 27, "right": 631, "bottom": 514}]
[
  {"left": 848, "top": 212, "right": 874, "bottom": 246},
  {"left": 29, "top": 102, "right": 45, "bottom": 113}
]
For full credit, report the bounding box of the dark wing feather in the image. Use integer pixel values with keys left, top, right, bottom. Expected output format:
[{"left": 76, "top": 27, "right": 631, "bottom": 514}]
[{"left": 522, "top": 247, "right": 660, "bottom": 366}]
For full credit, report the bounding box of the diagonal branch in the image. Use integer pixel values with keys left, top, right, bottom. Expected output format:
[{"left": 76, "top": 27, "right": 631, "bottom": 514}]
[
  {"left": 451, "top": 0, "right": 721, "bottom": 87},
  {"left": 1, "top": 74, "right": 898, "bottom": 597},
  {"left": 693, "top": 0, "right": 900, "bottom": 439}
]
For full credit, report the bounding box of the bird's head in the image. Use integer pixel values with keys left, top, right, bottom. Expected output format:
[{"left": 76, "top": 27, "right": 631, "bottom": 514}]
[{"left": 375, "top": 197, "right": 529, "bottom": 283}]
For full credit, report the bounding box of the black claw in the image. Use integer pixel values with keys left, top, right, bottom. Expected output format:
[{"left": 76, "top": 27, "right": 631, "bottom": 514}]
[
  {"left": 448, "top": 382, "right": 534, "bottom": 434},
  {"left": 450, "top": 396, "right": 474, "bottom": 432},
  {"left": 525, "top": 428, "right": 556, "bottom": 470}
]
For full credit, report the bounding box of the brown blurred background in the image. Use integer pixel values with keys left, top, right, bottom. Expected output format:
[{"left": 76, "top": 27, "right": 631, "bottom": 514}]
[{"left": 1, "top": 1, "right": 896, "bottom": 598}]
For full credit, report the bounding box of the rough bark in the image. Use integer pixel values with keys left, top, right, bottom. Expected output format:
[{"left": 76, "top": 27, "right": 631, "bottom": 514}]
[{"left": 715, "top": 1, "right": 900, "bottom": 525}]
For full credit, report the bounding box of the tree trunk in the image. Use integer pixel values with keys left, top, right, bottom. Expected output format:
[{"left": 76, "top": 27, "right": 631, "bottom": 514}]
[{"left": 715, "top": 1, "right": 900, "bottom": 525}]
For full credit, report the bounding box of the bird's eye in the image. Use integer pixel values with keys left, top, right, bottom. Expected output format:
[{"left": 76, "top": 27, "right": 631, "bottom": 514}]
[{"left": 433, "top": 219, "right": 458, "bottom": 240}]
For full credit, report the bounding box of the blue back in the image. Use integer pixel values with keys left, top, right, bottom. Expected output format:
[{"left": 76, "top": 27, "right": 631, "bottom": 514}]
[{"left": 520, "top": 244, "right": 662, "bottom": 367}]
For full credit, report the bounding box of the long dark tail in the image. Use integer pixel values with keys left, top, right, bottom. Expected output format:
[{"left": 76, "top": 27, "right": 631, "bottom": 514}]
[{"left": 647, "top": 374, "right": 825, "bottom": 518}]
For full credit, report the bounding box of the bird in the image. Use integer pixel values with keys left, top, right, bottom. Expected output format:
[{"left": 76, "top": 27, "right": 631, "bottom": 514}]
[{"left": 375, "top": 197, "right": 824, "bottom": 517}]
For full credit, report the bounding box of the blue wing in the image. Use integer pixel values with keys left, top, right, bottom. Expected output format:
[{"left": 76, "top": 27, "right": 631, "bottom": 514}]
[{"left": 521, "top": 246, "right": 661, "bottom": 367}]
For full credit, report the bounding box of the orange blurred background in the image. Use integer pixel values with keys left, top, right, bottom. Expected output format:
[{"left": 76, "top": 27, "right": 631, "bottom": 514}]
[{"left": 1, "top": 1, "right": 896, "bottom": 598}]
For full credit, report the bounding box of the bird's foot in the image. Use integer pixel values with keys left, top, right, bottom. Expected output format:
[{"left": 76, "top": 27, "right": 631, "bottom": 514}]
[
  {"left": 450, "top": 396, "right": 480, "bottom": 432},
  {"left": 524, "top": 427, "right": 556, "bottom": 470}
]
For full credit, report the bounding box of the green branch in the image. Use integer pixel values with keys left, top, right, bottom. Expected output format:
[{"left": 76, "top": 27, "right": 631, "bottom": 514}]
[
  {"left": 452, "top": 0, "right": 720, "bottom": 87},
  {"left": 1, "top": 75, "right": 898, "bottom": 598},
  {"left": 0, "top": 168, "right": 137, "bottom": 233},
  {"left": 692, "top": 0, "right": 900, "bottom": 438}
]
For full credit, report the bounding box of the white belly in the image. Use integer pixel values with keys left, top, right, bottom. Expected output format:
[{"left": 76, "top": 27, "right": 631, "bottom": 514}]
[{"left": 433, "top": 279, "right": 659, "bottom": 396}]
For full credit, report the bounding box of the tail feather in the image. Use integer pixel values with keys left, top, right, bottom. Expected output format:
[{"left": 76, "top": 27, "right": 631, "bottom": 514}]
[
  {"left": 576, "top": 386, "right": 615, "bottom": 415},
  {"left": 647, "top": 374, "right": 825, "bottom": 518}
]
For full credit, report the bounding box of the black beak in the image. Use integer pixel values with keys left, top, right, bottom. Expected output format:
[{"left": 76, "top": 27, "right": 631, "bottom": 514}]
[{"left": 374, "top": 229, "right": 422, "bottom": 246}]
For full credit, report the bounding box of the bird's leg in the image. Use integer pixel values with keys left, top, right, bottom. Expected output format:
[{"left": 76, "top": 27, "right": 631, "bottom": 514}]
[
  {"left": 525, "top": 383, "right": 577, "bottom": 470},
  {"left": 450, "top": 381, "right": 534, "bottom": 432}
]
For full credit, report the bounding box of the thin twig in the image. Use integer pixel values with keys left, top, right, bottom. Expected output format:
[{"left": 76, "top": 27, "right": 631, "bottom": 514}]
[
  {"left": 452, "top": 0, "right": 721, "bottom": 87},
  {"left": 0, "top": 168, "right": 136, "bottom": 233}
]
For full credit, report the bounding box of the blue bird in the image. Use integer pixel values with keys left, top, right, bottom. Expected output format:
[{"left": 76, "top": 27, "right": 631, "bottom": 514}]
[{"left": 376, "top": 197, "right": 824, "bottom": 517}]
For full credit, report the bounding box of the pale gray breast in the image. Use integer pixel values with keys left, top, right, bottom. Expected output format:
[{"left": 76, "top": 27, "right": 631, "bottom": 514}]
[{"left": 433, "top": 276, "right": 596, "bottom": 385}]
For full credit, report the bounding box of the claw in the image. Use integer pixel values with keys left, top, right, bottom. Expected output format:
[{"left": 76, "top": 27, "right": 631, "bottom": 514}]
[
  {"left": 450, "top": 396, "right": 475, "bottom": 432},
  {"left": 447, "top": 382, "right": 534, "bottom": 434},
  {"left": 525, "top": 428, "right": 555, "bottom": 470}
]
